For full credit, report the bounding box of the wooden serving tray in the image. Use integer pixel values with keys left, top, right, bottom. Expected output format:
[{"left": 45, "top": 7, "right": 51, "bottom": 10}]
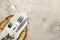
[{"left": 0, "top": 15, "right": 27, "bottom": 40}]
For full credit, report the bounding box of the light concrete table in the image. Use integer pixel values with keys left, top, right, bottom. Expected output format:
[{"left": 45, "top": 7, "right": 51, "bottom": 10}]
[{"left": 0, "top": 0, "right": 60, "bottom": 40}]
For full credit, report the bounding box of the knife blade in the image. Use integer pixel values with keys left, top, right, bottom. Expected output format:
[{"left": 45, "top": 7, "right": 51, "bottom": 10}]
[{"left": 16, "top": 17, "right": 28, "bottom": 32}]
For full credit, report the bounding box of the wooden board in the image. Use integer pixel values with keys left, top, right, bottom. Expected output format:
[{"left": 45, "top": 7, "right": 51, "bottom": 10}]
[{"left": 0, "top": 15, "right": 27, "bottom": 40}]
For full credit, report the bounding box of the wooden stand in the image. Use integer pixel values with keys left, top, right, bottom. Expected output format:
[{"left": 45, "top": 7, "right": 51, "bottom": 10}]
[{"left": 0, "top": 15, "right": 27, "bottom": 40}]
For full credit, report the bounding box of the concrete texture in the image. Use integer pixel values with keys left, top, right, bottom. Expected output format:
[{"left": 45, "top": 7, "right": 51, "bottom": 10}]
[{"left": 0, "top": 0, "right": 60, "bottom": 40}]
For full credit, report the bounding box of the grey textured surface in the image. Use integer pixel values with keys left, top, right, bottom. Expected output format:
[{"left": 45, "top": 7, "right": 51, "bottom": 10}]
[{"left": 0, "top": 0, "right": 60, "bottom": 40}]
